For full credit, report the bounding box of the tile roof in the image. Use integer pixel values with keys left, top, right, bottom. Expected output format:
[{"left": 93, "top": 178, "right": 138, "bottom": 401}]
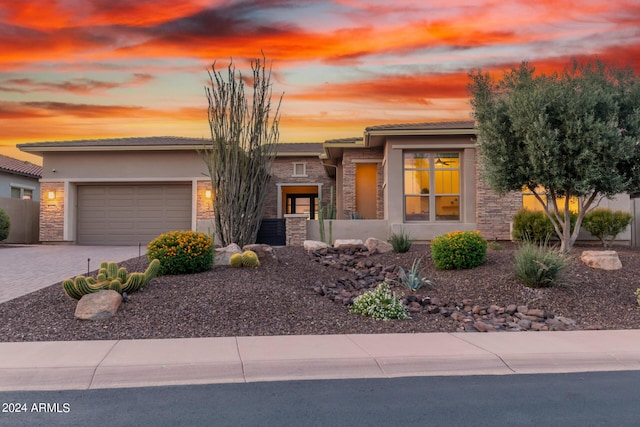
[
  {"left": 18, "top": 136, "right": 208, "bottom": 149},
  {"left": 18, "top": 137, "right": 323, "bottom": 155},
  {"left": 324, "top": 137, "right": 363, "bottom": 144},
  {"left": 0, "top": 154, "right": 42, "bottom": 178},
  {"left": 365, "top": 120, "right": 475, "bottom": 132}
]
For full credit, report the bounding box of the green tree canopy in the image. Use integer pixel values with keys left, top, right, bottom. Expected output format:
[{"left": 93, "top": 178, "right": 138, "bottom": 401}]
[{"left": 469, "top": 59, "right": 640, "bottom": 252}]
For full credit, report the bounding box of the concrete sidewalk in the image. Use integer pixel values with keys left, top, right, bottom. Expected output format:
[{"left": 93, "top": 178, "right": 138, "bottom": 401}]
[{"left": 2, "top": 330, "right": 640, "bottom": 391}]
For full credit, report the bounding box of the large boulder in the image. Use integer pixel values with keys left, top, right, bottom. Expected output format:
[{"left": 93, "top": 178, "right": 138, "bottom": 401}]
[
  {"left": 242, "top": 244, "right": 277, "bottom": 261},
  {"left": 215, "top": 243, "right": 242, "bottom": 266},
  {"left": 75, "top": 290, "right": 122, "bottom": 320},
  {"left": 303, "top": 240, "right": 330, "bottom": 251},
  {"left": 333, "top": 239, "right": 365, "bottom": 250},
  {"left": 580, "top": 250, "right": 622, "bottom": 270},
  {"left": 364, "top": 237, "right": 393, "bottom": 254}
]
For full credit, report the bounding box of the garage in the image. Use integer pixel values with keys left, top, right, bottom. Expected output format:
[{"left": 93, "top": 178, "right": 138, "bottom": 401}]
[{"left": 77, "top": 184, "right": 192, "bottom": 245}]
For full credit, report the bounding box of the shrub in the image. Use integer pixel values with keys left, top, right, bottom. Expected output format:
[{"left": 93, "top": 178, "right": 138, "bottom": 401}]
[
  {"left": 351, "top": 283, "right": 410, "bottom": 320},
  {"left": 512, "top": 208, "right": 578, "bottom": 243},
  {"left": 0, "top": 208, "right": 9, "bottom": 241},
  {"left": 636, "top": 288, "right": 640, "bottom": 309},
  {"left": 430, "top": 230, "right": 487, "bottom": 270},
  {"left": 512, "top": 208, "right": 555, "bottom": 243},
  {"left": 397, "top": 258, "right": 435, "bottom": 292},
  {"left": 514, "top": 242, "right": 566, "bottom": 288},
  {"left": 582, "top": 208, "right": 632, "bottom": 247},
  {"left": 388, "top": 228, "right": 413, "bottom": 253},
  {"left": 147, "top": 230, "right": 213, "bottom": 275}
]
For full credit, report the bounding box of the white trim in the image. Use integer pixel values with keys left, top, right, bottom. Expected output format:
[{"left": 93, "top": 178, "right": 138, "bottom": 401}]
[
  {"left": 276, "top": 182, "right": 323, "bottom": 218},
  {"left": 292, "top": 162, "right": 307, "bottom": 177}
]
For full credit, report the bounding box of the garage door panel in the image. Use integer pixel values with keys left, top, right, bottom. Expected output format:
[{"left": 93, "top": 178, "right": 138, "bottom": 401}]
[{"left": 78, "top": 184, "right": 192, "bottom": 245}]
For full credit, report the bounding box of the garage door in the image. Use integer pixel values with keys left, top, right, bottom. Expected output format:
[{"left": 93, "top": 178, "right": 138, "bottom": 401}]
[{"left": 77, "top": 184, "right": 192, "bottom": 245}]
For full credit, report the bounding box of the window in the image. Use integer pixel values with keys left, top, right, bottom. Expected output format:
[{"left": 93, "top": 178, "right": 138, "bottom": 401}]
[
  {"left": 10, "top": 186, "right": 33, "bottom": 200},
  {"left": 286, "top": 194, "right": 318, "bottom": 219},
  {"left": 522, "top": 186, "right": 579, "bottom": 213},
  {"left": 292, "top": 162, "right": 307, "bottom": 177},
  {"left": 403, "top": 152, "right": 460, "bottom": 221}
]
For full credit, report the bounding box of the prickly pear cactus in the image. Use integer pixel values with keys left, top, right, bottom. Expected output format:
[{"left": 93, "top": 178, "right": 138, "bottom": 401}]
[
  {"left": 241, "top": 250, "right": 260, "bottom": 268},
  {"left": 229, "top": 253, "right": 243, "bottom": 268}
]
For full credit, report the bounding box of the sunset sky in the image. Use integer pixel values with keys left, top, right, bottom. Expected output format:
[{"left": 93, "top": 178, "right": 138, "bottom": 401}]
[{"left": 1, "top": 0, "right": 640, "bottom": 163}]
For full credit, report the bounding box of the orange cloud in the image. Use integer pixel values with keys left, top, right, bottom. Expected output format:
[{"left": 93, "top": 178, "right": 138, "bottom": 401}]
[
  {"left": 289, "top": 72, "right": 471, "bottom": 105},
  {"left": 0, "top": 74, "right": 153, "bottom": 94}
]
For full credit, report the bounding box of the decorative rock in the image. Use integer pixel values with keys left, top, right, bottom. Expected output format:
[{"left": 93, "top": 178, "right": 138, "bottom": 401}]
[
  {"left": 309, "top": 244, "right": 581, "bottom": 333},
  {"left": 580, "top": 250, "right": 622, "bottom": 270},
  {"left": 517, "top": 319, "right": 532, "bottom": 330},
  {"left": 304, "top": 240, "right": 330, "bottom": 251},
  {"left": 75, "top": 290, "right": 122, "bottom": 320},
  {"left": 527, "top": 309, "right": 545, "bottom": 319},
  {"left": 215, "top": 243, "right": 242, "bottom": 266},
  {"left": 333, "top": 239, "right": 365, "bottom": 250},
  {"left": 364, "top": 237, "right": 394, "bottom": 254},
  {"left": 243, "top": 244, "right": 277, "bottom": 261}
]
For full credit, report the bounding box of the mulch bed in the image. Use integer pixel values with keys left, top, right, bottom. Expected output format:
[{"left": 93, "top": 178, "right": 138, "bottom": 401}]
[{"left": 1, "top": 243, "right": 639, "bottom": 341}]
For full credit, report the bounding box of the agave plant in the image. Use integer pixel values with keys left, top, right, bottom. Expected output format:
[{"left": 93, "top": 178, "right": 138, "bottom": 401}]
[{"left": 397, "top": 258, "right": 435, "bottom": 292}]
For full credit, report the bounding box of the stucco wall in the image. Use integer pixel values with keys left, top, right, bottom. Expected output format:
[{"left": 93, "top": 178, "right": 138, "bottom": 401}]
[{"left": 0, "top": 172, "right": 40, "bottom": 201}]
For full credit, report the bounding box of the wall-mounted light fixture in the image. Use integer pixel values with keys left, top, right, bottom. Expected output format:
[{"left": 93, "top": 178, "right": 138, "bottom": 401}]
[
  {"left": 47, "top": 191, "right": 56, "bottom": 200},
  {"left": 205, "top": 190, "right": 212, "bottom": 199}
]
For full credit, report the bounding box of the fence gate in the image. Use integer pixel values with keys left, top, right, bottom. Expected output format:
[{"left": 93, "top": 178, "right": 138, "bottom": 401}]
[{"left": 256, "top": 218, "right": 286, "bottom": 246}]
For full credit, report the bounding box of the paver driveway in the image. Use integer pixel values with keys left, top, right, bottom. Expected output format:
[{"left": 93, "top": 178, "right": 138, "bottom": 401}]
[{"left": 0, "top": 245, "right": 143, "bottom": 303}]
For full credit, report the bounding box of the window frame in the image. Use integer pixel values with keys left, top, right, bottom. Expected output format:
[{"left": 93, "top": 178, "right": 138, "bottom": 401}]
[
  {"left": 292, "top": 162, "right": 307, "bottom": 177},
  {"left": 403, "top": 151, "right": 461, "bottom": 222}
]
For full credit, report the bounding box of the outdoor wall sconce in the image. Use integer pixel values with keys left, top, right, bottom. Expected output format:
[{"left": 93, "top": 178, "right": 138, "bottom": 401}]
[
  {"left": 205, "top": 190, "right": 212, "bottom": 199},
  {"left": 47, "top": 191, "right": 56, "bottom": 200}
]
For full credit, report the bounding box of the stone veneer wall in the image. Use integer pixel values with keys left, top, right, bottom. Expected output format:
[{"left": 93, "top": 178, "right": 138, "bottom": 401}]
[
  {"left": 285, "top": 214, "right": 307, "bottom": 246},
  {"left": 39, "top": 182, "right": 65, "bottom": 242},
  {"left": 341, "top": 148, "right": 384, "bottom": 220},
  {"left": 196, "top": 180, "right": 214, "bottom": 221},
  {"left": 475, "top": 155, "right": 522, "bottom": 240},
  {"left": 263, "top": 156, "right": 335, "bottom": 218}
]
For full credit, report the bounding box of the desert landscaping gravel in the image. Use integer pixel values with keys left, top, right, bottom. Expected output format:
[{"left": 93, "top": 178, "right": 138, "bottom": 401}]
[{"left": 1, "top": 243, "right": 639, "bottom": 342}]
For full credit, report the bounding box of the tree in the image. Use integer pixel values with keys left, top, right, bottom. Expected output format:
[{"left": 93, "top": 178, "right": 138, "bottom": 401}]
[
  {"left": 469, "top": 59, "right": 640, "bottom": 252},
  {"left": 200, "top": 55, "right": 282, "bottom": 247}
]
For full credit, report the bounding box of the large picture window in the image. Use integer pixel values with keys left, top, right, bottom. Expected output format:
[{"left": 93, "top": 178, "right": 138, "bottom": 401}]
[{"left": 404, "top": 152, "right": 460, "bottom": 221}]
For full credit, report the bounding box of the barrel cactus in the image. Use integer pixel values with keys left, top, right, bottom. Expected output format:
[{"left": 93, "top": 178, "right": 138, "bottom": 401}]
[
  {"left": 62, "top": 259, "right": 161, "bottom": 300},
  {"left": 229, "top": 253, "right": 244, "bottom": 268},
  {"left": 241, "top": 250, "right": 260, "bottom": 268}
]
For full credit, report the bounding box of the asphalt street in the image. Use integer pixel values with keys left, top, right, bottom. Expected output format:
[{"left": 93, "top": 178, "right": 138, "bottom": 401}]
[{"left": 2, "top": 371, "right": 639, "bottom": 427}]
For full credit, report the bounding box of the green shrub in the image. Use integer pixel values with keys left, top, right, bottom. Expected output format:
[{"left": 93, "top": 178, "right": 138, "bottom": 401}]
[
  {"left": 512, "top": 208, "right": 578, "bottom": 243},
  {"left": 430, "top": 230, "right": 487, "bottom": 270},
  {"left": 0, "top": 208, "right": 9, "bottom": 241},
  {"left": 582, "top": 208, "right": 632, "bottom": 247},
  {"left": 351, "top": 283, "right": 410, "bottom": 320},
  {"left": 397, "top": 258, "right": 435, "bottom": 292},
  {"left": 147, "top": 230, "right": 213, "bottom": 275},
  {"left": 635, "top": 288, "right": 640, "bottom": 309},
  {"left": 388, "top": 228, "right": 413, "bottom": 253},
  {"left": 514, "top": 242, "right": 566, "bottom": 288},
  {"left": 512, "top": 208, "right": 555, "bottom": 243}
]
